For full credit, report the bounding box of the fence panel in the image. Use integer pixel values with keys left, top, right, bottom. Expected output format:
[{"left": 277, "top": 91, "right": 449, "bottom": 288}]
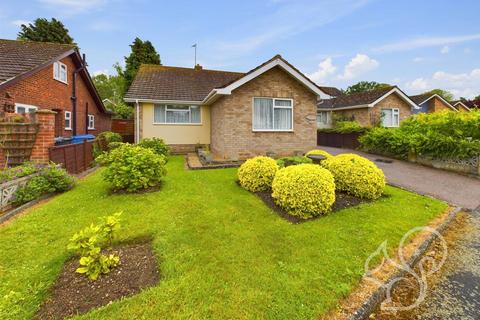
[
  {"left": 111, "top": 119, "right": 134, "bottom": 143},
  {"left": 49, "top": 140, "right": 94, "bottom": 174},
  {"left": 317, "top": 131, "right": 363, "bottom": 149}
]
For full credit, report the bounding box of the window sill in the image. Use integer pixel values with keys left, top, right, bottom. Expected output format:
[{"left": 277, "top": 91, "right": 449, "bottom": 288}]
[
  {"left": 65, "top": 128, "right": 72, "bottom": 131},
  {"left": 88, "top": 128, "right": 96, "bottom": 130},
  {"left": 252, "top": 129, "right": 294, "bottom": 132},
  {"left": 54, "top": 78, "right": 68, "bottom": 85}
]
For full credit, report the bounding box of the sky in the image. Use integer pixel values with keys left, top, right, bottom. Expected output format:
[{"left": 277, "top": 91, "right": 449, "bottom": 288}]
[{"left": 1, "top": 0, "right": 480, "bottom": 98}]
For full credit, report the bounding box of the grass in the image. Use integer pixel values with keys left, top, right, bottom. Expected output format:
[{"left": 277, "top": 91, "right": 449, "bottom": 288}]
[{"left": 0, "top": 156, "right": 447, "bottom": 319}]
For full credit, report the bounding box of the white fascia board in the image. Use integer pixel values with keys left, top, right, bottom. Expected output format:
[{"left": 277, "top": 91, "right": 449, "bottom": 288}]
[
  {"left": 124, "top": 98, "right": 202, "bottom": 105},
  {"left": 417, "top": 94, "right": 458, "bottom": 111},
  {"left": 370, "top": 87, "right": 421, "bottom": 109},
  {"left": 454, "top": 102, "right": 471, "bottom": 111},
  {"left": 318, "top": 104, "right": 370, "bottom": 111}
]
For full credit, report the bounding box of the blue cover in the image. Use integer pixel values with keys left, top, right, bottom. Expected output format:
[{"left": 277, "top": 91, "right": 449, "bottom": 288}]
[{"left": 70, "top": 134, "right": 96, "bottom": 144}]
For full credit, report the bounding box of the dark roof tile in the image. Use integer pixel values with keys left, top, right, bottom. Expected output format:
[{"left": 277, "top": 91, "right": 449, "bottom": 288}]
[{"left": 317, "top": 86, "right": 396, "bottom": 109}]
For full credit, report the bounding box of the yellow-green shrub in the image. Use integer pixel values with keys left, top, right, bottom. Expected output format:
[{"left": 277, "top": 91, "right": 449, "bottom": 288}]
[
  {"left": 321, "top": 154, "right": 385, "bottom": 199},
  {"left": 237, "top": 156, "right": 279, "bottom": 192},
  {"left": 305, "top": 149, "right": 332, "bottom": 159},
  {"left": 271, "top": 164, "right": 336, "bottom": 219}
]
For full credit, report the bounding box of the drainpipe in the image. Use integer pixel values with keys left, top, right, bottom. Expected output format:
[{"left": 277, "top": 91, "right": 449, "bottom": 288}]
[
  {"left": 135, "top": 99, "right": 140, "bottom": 143},
  {"left": 71, "top": 53, "right": 87, "bottom": 136}
]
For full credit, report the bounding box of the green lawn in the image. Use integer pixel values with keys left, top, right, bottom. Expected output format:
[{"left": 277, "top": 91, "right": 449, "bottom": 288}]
[{"left": 0, "top": 156, "right": 447, "bottom": 319}]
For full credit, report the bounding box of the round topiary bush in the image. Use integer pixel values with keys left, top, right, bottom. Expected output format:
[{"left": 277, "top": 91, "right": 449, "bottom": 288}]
[
  {"left": 271, "top": 164, "right": 336, "bottom": 219},
  {"left": 321, "top": 154, "right": 385, "bottom": 200},
  {"left": 237, "top": 156, "right": 279, "bottom": 192},
  {"left": 305, "top": 149, "right": 332, "bottom": 159},
  {"left": 101, "top": 144, "right": 167, "bottom": 192}
]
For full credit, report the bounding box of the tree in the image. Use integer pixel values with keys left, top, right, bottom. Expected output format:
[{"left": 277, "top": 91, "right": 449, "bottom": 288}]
[
  {"left": 17, "top": 18, "right": 75, "bottom": 44},
  {"left": 475, "top": 95, "right": 480, "bottom": 101},
  {"left": 423, "top": 89, "right": 454, "bottom": 102},
  {"left": 344, "top": 81, "right": 391, "bottom": 95},
  {"left": 123, "top": 37, "right": 161, "bottom": 90}
]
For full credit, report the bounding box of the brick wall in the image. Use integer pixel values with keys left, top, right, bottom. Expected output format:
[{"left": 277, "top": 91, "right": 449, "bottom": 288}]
[
  {"left": 30, "top": 110, "right": 56, "bottom": 162},
  {"left": 0, "top": 54, "right": 111, "bottom": 138},
  {"left": 210, "top": 66, "right": 318, "bottom": 160},
  {"left": 428, "top": 97, "right": 453, "bottom": 113}
]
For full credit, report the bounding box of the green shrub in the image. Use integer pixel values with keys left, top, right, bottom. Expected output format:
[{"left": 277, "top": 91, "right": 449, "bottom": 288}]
[
  {"left": 138, "top": 137, "right": 170, "bottom": 157},
  {"left": 237, "top": 156, "right": 279, "bottom": 192},
  {"left": 67, "top": 212, "right": 122, "bottom": 281},
  {"left": 0, "top": 162, "right": 39, "bottom": 184},
  {"left": 359, "top": 127, "right": 410, "bottom": 158},
  {"left": 14, "top": 164, "right": 74, "bottom": 205},
  {"left": 321, "top": 154, "right": 385, "bottom": 200},
  {"left": 305, "top": 149, "right": 333, "bottom": 159},
  {"left": 93, "top": 131, "right": 123, "bottom": 158},
  {"left": 276, "top": 156, "right": 312, "bottom": 168},
  {"left": 101, "top": 144, "right": 167, "bottom": 192},
  {"left": 271, "top": 164, "right": 335, "bottom": 219}
]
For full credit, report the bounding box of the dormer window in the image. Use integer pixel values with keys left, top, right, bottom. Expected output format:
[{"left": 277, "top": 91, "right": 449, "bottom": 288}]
[{"left": 53, "top": 61, "right": 68, "bottom": 83}]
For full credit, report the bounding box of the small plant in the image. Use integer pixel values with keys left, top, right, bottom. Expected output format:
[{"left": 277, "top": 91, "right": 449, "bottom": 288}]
[
  {"left": 67, "top": 213, "right": 122, "bottom": 281},
  {"left": 276, "top": 156, "right": 312, "bottom": 168},
  {"left": 237, "top": 156, "right": 279, "bottom": 192},
  {"left": 321, "top": 154, "right": 385, "bottom": 200},
  {"left": 305, "top": 149, "right": 333, "bottom": 159},
  {"left": 272, "top": 164, "right": 336, "bottom": 219},
  {"left": 138, "top": 137, "right": 170, "bottom": 158},
  {"left": 100, "top": 144, "right": 167, "bottom": 192},
  {"left": 0, "top": 162, "right": 40, "bottom": 183}
]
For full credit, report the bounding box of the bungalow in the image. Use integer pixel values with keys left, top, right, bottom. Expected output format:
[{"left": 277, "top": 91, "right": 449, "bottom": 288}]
[
  {"left": 316, "top": 86, "right": 419, "bottom": 128},
  {"left": 409, "top": 93, "right": 458, "bottom": 114},
  {"left": 0, "top": 39, "right": 112, "bottom": 138},
  {"left": 451, "top": 100, "right": 471, "bottom": 112},
  {"left": 125, "top": 55, "right": 336, "bottom": 160}
]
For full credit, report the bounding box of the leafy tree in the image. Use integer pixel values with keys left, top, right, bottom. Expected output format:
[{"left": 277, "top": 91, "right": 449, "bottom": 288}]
[
  {"left": 123, "top": 37, "right": 161, "bottom": 90},
  {"left": 423, "top": 89, "right": 454, "bottom": 102},
  {"left": 344, "top": 81, "right": 391, "bottom": 95},
  {"left": 17, "top": 18, "right": 75, "bottom": 44},
  {"left": 475, "top": 95, "right": 480, "bottom": 101}
]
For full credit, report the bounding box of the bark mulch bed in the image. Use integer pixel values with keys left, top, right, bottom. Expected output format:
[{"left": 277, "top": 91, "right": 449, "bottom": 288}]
[
  {"left": 36, "top": 242, "right": 160, "bottom": 320},
  {"left": 256, "top": 190, "right": 369, "bottom": 224}
]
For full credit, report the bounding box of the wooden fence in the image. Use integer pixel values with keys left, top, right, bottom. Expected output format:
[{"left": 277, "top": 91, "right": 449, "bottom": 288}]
[
  {"left": 317, "top": 131, "right": 363, "bottom": 149},
  {"left": 111, "top": 119, "right": 134, "bottom": 143},
  {"left": 49, "top": 140, "right": 94, "bottom": 174}
]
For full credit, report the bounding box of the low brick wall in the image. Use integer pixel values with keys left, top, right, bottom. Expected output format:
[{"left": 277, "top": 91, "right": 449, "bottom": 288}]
[{"left": 169, "top": 144, "right": 200, "bottom": 154}]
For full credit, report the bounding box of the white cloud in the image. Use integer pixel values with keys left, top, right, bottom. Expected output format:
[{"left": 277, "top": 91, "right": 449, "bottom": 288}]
[
  {"left": 217, "top": 0, "right": 371, "bottom": 55},
  {"left": 413, "top": 57, "right": 424, "bottom": 63},
  {"left": 405, "top": 68, "right": 480, "bottom": 98},
  {"left": 440, "top": 46, "right": 449, "bottom": 54},
  {"left": 308, "top": 57, "right": 337, "bottom": 83},
  {"left": 338, "top": 54, "right": 379, "bottom": 80},
  {"left": 11, "top": 19, "right": 31, "bottom": 27},
  {"left": 373, "top": 33, "right": 480, "bottom": 53},
  {"left": 37, "top": 0, "right": 107, "bottom": 12}
]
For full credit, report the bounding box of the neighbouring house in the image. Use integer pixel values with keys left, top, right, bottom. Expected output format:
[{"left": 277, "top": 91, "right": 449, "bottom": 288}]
[
  {"left": 409, "top": 93, "right": 458, "bottom": 114},
  {"left": 451, "top": 100, "right": 471, "bottom": 112},
  {"left": 0, "top": 39, "right": 112, "bottom": 138},
  {"left": 316, "top": 86, "right": 419, "bottom": 128},
  {"left": 125, "top": 55, "right": 335, "bottom": 160}
]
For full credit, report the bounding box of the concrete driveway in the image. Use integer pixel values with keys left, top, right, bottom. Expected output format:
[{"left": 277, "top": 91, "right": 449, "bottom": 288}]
[{"left": 318, "top": 146, "right": 480, "bottom": 210}]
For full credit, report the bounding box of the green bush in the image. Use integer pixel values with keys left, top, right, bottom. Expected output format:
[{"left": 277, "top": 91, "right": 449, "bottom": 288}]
[
  {"left": 321, "top": 154, "right": 385, "bottom": 200},
  {"left": 318, "top": 120, "right": 367, "bottom": 133},
  {"left": 14, "top": 164, "right": 74, "bottom": 205},
  {"left": 0, "top": 162, "right": 39, "bottom": 184},
  {"left": 276, "top": 156, "right": 312, "bottom": 168},
  {"left": 305, "top": 149, "right": 333, "bottom": 159},
  {"left": 360, "top": 111, "right": 480, "bottom": 159},
  {"left": 93, "top": 131, "right": 123, "bottom": 158},
  {"left": 138, "top": 137, "right": 170, "bottom": 157},
  {"left": 237, "top": 156, "right": 279, "bottom": 192},
  {"left": 67, "top": 212, "right": 122, "bottom": 281},
  {"left": 271, "top": 164, "right": 336, "bottom": 219},
  {"left": 101, "top": 144, "right": 167, "bottom": 192}
]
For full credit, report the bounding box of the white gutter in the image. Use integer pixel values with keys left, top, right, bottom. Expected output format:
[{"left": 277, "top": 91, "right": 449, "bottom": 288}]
[{"left": 135, "top": 99, "right": 140, "bottom": 143}]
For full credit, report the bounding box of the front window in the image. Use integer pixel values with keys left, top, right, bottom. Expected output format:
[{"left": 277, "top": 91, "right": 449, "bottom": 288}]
[
  {"left": 53, "top": 61, "right": 68, "bottom": 83},
  {"left": 15, "top": 103, "right": 38, "bottom": 114},
  {"left": 316, "top": 111, "right": 331, "bottom": 128},
  {"left": 253, "top": 97, "right": 293, "bottom": 131},
  {"left": 88, "top": 114, "right": 95, "bottom": 129},
  {"left": 381, "top": 108, "right": 400, "bottom": 127},
  {"left": 65, "top": 111, "right": 72, "bottom": 130},
  {"left": 153, "top": 105, "right": 201, "bottom": 124}
]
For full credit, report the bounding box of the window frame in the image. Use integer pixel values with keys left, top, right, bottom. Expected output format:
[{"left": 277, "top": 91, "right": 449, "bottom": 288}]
[
  {"left": 153, "top": 104, "right": 202, "bottom": 125},
  {"left": 381, "top": 108, "right": 400, "bottom": 128},
  {"left": 252, "top": 97, "right": 294, "bottom": 132},
  {"left": 316, "top": 111, "right": 331, "bottom": 128},
  {"left": 14, "top": 103, "right": 38, "bottom": 114},
  {"left": 87, "top": 114, "right": 95, "bottom": 130},
  {"left": 64, "top": 111, "right": 72, "bottom": 130},
  {"left": 53, "top": 61, "right": 68, "bottom": 84}
]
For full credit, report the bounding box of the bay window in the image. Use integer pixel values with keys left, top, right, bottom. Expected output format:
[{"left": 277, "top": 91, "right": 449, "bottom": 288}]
[
  {"left": 381, "top": 108, "right": 400, "bottom": 127},
  {"left": 253, "top": 97, "right": 293, "bottom": 131},
  {"left": 154, "top": 104, "right": 201, "bottom": 124}
]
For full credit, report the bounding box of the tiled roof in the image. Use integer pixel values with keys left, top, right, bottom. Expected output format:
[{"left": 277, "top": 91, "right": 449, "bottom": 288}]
[
  {"left": 318, "top": 86, "right": 343, "bottom": 97},
  {"left": 409, "top": 93, "right": 433, "bottom": 105},
  {"left": 318, "top": 86, "right": 395, "bottom": 109},
  {"left": 0, "top": 39, "right": 75, "bottom": 84},
  {"left": 125, "top": 64, "right": 244, "bottom": 101}
]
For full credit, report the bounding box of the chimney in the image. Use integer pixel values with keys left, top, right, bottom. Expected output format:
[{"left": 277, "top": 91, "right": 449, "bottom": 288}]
[{"left": 194, "top": 64, "right": 203, "bottom": 70}]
